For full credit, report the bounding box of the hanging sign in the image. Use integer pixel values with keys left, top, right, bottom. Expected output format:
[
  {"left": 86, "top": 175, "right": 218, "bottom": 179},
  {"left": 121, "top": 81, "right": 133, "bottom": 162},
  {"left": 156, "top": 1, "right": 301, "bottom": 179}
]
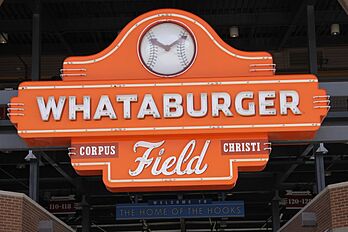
[
  {"left": 8, "top": 9, "right": 329, "bottom": 192},
  {"left": 48, "top": 200, "right": 76, "bottom": 214},
  {"left": 116, "top": 200, "right": 245, "bottom": 220},
  {"left": 47, "top": 195, "right": 77, "bottom": 214},
  {"left": 284, "top": 191, "right": 313, "bottom": 209}
]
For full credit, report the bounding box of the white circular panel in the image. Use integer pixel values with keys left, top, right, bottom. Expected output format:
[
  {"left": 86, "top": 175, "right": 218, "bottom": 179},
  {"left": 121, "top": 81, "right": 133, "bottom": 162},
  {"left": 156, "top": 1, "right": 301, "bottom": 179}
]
[{"left": 139, "top": 22, "right": 196, "bottom": 77}]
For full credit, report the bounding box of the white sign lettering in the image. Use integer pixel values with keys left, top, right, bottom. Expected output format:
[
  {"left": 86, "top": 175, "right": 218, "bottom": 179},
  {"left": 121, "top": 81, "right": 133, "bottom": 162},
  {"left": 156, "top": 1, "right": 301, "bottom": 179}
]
[
  {"left": 37, "top": 96, "right": 66, "bottom": 121},
  {"left": 37, "top": 91, "right": 302, "bottom": 121},
  {"left": 223, "top": 142, "right": 260, "bottom": 153},
  {"left": 129, "top": 140, "right": 210, "bottom": 177},
  {"left": 79, "top": 145, "right": 117, "bottom": 156}
]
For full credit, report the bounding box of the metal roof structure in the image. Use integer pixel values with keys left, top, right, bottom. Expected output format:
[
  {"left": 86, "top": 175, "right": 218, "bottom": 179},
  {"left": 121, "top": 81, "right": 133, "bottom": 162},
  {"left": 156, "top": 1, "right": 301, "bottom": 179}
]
[{"left": 1, "top": 0, "right": 347, "bottom": 53}]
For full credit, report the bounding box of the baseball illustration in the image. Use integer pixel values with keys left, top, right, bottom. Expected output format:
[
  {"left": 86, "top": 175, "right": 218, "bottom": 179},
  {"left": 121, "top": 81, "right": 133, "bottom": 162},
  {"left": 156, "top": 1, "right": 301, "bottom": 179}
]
[{"left": 139, "top": 22, "right": 196, "bottom": 77}]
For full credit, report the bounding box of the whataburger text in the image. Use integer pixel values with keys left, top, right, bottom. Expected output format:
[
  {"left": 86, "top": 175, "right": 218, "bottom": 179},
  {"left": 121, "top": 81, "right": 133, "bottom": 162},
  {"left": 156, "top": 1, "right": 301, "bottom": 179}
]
[{"left": 37, "top": 90, "right": 301, "bottom": 121}]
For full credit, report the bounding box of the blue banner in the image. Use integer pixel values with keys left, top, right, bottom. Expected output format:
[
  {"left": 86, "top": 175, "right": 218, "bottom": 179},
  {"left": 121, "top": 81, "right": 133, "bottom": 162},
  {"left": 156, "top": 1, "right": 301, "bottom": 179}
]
[{"left": 116, "top": 201, "right": 244, "bottom": 220}]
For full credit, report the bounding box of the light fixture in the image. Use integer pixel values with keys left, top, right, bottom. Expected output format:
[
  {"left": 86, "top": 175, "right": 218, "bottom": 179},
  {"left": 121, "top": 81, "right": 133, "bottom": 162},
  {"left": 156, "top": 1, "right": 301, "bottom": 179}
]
[
  {"left": 301, "top": 212, "right": 317, "bottom": 227},
  {"left": 325, "top": 171, "right": 332, "bottom": 177},
  {"left": 0, "top": 33, "right": 8, "bottom": 43},
  {"left": 16, "top": 163, "right": 26, "bottom": 169},
  {"left": 229, "top": 26, "right": 239, "bottom": 38},
  {"left": 331, "top": 24, "right": 340, "bottom": 36},
  {"left": 24, "top": 150, "right": 37, "bottom": 161},
  {"left": 316, "top": 143, "right": 328, "bottom": 155}
]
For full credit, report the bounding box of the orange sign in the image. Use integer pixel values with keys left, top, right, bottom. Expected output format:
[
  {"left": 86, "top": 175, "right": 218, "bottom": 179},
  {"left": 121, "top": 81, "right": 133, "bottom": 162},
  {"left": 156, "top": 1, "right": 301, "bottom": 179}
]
[{"left": 8, "top": 9, "right": 329, "bottom": 192}]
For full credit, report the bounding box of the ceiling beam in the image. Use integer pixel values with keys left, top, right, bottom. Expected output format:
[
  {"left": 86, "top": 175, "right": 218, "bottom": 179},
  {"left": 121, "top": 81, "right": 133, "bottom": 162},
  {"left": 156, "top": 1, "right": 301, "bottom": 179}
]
[
  {"left": 2, "top": 35, "right": 348, "bottom": 56},
  {"left": 338, "top": 0, "right": 348, "bottom": 15},
  {"left": 277, "top": 1, "right": 307, "bottom": 50},
  {"left": 37, "top": 151, "right": 76, "bottom": 186},
  {"left": 275, "top": 144, "right": 314, "bottom": 187},
  {"left": 1, "top": 11, "right": 347, "bottom": 33}
]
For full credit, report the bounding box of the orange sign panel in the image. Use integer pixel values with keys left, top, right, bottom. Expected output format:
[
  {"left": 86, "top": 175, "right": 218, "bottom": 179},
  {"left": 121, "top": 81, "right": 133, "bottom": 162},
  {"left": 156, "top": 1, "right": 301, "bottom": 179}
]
[{"left": 8, "top": 9, "right": 329, "bottom": 192}]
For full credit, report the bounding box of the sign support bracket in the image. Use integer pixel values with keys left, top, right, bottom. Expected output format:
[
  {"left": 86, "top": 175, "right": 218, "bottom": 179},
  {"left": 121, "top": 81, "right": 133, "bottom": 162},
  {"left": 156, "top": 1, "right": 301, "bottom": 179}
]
[
  {"left": 315, "top": 143, "right": 327, "bottom": 193},
  {"left": 272, "top": 190, "right": 281, "bottom": 231},
  {"left": 81, "top": 195, "right": 91, "bottom": 232},
  {"left": 307, "top": 3, "right": 327, "bottom": 194},
  {"left": 178, "top": 194, "right": 186, "bottom": 232},
  {"left": 25, "top": 150, "right": 39, "bottom": 202}
]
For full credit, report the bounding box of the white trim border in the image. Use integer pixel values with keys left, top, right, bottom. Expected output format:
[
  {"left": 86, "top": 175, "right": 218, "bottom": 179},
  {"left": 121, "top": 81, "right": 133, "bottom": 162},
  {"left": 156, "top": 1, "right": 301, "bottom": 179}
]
[
  {"left": 18, "top": 78, "right": 317, "bottom": 90},
  {"left": 18, "top": 123, "right": 321, "bottom": 134},
  {"left": 71, "top": 158, "right": 268, "bottom": 183}
]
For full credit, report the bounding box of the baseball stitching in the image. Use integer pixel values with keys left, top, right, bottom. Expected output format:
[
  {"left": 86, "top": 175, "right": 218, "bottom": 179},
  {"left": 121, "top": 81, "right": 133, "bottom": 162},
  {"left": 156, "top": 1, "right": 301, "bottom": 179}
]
[
  {"left": 177, "top": 30, "right": 190, "bottom": 68},
  {"left": 145, "top": 31, "right": 158, "bottom": 70}
]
